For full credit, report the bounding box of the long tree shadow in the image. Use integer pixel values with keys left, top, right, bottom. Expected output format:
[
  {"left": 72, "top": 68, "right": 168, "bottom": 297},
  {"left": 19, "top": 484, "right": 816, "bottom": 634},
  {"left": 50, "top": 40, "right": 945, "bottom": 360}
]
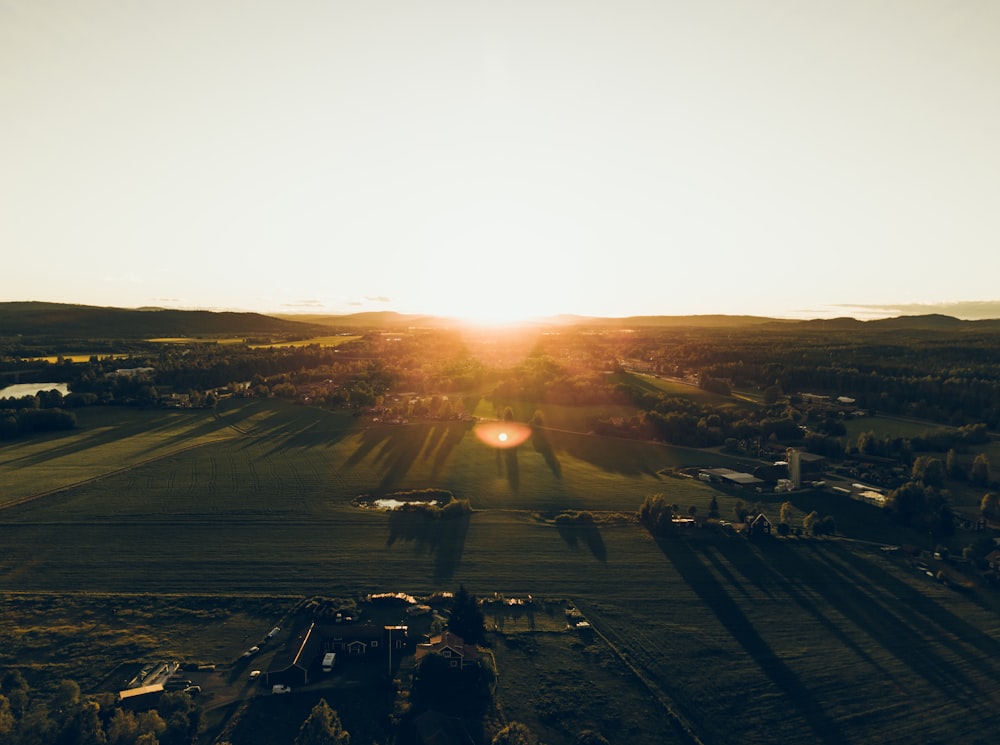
[
  {"left": 555, "top": 514, "right": 607, "bottom": 563},
  {"left": 495, "top": 447, "right": 520, "bottom": 491},
  {"left": 531, "top": 426, "right": 562, "bottom": 478},
  {"left": 342, "top": 424, "right": 439, "bottom": 491},
  {"left": 753, "top": 539, "right": 985, "bottom": 700},
  {"left": 816, "top": 541, "right": 1000, "bottom": 688},
  {"left": 386, "top": 507, "right": 470, "bottom": 581},
  {"left": 657, "top": 535, "right": 847, "bottom": 745},
  {"left": 713, "top": 537, "right": 914, "bottom": 687},
  {"left": 428, "top": 421, "right": 473, "bottom": 480}
]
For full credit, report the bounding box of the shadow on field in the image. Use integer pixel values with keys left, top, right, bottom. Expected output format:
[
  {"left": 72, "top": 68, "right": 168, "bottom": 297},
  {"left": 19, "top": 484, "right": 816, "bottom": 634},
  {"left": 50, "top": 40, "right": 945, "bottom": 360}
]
[
  {"left": 750, "top": 540, "right": 985, "bottom": 698},
  {"left": 344, "top": 422, "right": 470, "bottom": 490},
  {"left": 386, "top": 508, "right": 470, "bottom": 581},
  {"left": 699, "top": 537, "right": 1000, "bottom": 732},
  {"left": 656, "top": 536, "right": 846, "bottom": 745},
  {"left": 531, "top": 426, "right": 562, "bottom": 478},
  {"left": 709, "top": 538, "right": 902, "bottom": 681},
  {"left": 810, "top": 542, "right": 1000, "bottom": 691},
  {"left": 496, "top": 448, "right": 520, "bottom": 491},
  {"left": 555, "top": 517, "right": 606, "bottom": 563},
  {"left": 549, "top": 430, "right": 666, "bottom": 478},
  {"left": 424, "top": 421, "right": 473, "bottom": 480}
]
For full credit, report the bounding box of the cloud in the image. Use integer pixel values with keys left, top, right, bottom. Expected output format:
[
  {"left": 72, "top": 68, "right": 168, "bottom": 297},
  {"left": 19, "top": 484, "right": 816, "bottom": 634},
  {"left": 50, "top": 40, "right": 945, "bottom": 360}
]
[
  {"left": 281, "top": 299, "right": 326, "bottom": 309},
  {"left": 829, "top": 301, "right": 1000, "bottom": 321},
  {"left": 365, "top": 296, "right": 391, "bottom": 303}
]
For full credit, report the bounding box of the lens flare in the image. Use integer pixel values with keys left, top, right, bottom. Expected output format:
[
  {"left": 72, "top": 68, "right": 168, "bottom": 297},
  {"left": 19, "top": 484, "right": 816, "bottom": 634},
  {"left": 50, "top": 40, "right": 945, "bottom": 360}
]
[{"left": 474, "top": 421, "right": 531, "bottom": 449}]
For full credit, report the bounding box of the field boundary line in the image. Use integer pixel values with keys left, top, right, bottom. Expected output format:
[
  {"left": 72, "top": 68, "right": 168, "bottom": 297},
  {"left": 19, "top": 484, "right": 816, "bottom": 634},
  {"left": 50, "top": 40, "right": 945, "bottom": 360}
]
[
  {"left": 572, "top": 598, "right": 705, "bottom": 745},
  {"left": 0, "top": 436, "right": 236, "bottom": 513}
]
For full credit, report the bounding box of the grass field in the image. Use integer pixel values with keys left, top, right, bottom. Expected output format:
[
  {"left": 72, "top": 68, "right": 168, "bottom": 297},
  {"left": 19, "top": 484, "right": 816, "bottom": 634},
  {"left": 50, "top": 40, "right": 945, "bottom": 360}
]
[
  {"left": 147, "top": 337, "right": 248, "bottom": 344},
  {"left": 609, "top": 371, "right": 742, "bottom": 406},
  {"left": 843, "top": 413, "right": 952, "bottom": 441},
  {"left": 4, "top": 398, "right": 1000, "bottom": 744}
]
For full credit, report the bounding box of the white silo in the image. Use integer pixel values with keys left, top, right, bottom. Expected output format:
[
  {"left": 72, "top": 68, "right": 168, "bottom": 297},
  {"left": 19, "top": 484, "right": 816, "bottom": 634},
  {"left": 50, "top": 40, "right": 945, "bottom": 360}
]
[{"left": 787, "top": 448, "right": 802, "bottom": 489}]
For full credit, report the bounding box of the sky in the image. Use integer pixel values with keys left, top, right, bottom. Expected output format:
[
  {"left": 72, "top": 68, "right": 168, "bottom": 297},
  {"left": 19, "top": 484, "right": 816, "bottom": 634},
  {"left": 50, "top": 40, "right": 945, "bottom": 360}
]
[{"left": 3, "top": 0, "right": 1000, "bottom": 323}]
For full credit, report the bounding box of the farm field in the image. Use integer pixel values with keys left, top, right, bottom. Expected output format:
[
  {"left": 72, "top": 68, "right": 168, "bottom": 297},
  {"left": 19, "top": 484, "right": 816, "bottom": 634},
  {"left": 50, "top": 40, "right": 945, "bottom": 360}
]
[
  {"left": 0, "top": 406, "right": 241, "bottom": 508},
  {"left": 4, "top": 398, "right": 1000, "bottom": 743},
  {"left": 609, "top": 371, "right": 739, "bottom": 405},
  {"left": 247, "top": 334, "right": 363, "bottom": 348},
  {"left": 842, "top": 413, "right": 952, "bottom": 441}
]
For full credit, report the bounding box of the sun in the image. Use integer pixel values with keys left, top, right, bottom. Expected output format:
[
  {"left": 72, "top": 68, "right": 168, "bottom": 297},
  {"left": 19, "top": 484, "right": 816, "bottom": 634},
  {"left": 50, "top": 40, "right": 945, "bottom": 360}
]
[{"left": 415, "top": 198, "right": 586, "bottom": 325}]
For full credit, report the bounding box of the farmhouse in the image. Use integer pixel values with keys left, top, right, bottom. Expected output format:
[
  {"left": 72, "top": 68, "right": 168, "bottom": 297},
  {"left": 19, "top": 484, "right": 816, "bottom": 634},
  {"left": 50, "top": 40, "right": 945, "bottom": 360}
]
[
  {"left": 953, "top": 509, "right": 987, "bottom": 531},
  {"left": 415, "top": 631, "right": 477, "bottom": 669},
  {"left": 744, "top": 513, "right": 772, "bottom": 537},
  {"left": 266, "top": 622, "right": 410, "bottom": 686},
  {"left": 326, "top": 622, "right": 385, "bottom": 656}
]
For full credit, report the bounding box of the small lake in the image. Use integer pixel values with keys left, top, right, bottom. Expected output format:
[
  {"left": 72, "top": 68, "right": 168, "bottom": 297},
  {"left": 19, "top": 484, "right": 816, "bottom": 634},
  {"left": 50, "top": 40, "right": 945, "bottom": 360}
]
[{"left": 0, "top": 382, "right": 70, "bottom": 399}]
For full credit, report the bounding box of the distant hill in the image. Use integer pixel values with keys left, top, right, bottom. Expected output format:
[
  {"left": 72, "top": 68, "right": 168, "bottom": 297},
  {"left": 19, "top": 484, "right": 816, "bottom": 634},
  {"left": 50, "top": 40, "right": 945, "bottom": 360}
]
[
  {"left": 566, "top": 314, "right": 794, "bottom": 329},
  {"left": 798, "top": 314, "right": 1000, "bottom": 333},
  {"left": 6, "top": 303, "right": 1000, "bottom": 340},
  {"left": 0, "top": 302, "right": 326, "bottom": 339},
  {"left": 278, "top": 311, "right": 793, "bottom": 330}
]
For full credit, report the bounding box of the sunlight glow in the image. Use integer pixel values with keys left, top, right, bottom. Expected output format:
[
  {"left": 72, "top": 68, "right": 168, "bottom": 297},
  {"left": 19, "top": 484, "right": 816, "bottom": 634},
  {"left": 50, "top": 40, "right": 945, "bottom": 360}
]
[
  {"left": 474, "top": 421, "right": 531, "bottom": 449},
  {"left": 415, "top": 199, "right": 588, "bottom": 325}
]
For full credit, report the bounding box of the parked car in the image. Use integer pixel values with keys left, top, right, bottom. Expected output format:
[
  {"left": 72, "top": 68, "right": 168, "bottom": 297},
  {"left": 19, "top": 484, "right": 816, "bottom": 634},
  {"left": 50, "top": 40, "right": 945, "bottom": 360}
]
[
  {"left": 249, "top": 670, "right": 261, "bottom": 680},
  {"left": 272, "top": 684, "right": 291, "bottom": 694},
  {"left": 183, "top": 686, "right": 201, "bottom": 695},
  {"left": 242, "top": 645, "right": 260, "bottom": 657}
]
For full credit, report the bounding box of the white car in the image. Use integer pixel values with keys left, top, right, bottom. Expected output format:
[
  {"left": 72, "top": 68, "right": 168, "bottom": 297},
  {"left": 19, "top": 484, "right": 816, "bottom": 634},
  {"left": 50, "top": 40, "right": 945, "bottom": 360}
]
[
  {"left": 249, "top": 670, "right": 261, "bottom": 680},
  {"left": 272, "top": 684, "right": 291, "bottom": 694},
  {"left": 242, "top": 645, "right": 260, "bottom": 657}
]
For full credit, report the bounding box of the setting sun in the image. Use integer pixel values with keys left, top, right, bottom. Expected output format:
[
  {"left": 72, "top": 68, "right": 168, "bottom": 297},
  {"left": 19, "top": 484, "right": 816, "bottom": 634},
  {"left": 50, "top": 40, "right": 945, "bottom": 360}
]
[{"left": 414, "top": 198, "right": 589, "bottom": 325}]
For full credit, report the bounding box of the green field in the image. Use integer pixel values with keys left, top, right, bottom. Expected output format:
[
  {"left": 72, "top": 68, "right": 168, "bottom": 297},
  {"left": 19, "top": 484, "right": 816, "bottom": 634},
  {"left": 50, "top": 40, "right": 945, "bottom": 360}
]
[{"left": 4, "top": 398, "right": 1000, "bottom": 744}]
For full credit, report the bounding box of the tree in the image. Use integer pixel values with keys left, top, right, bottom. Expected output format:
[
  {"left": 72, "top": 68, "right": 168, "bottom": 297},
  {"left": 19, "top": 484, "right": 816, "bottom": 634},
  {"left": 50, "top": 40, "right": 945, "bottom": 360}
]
[
  {"left": 448, "top": 585, "right": 485, "bottom": 645},
  {"left": 912, "top": 456, "right": 945, "bottom": 488},
  {"left": 53, "top": 679, "right": 81, "bottom": 711},
  {"left": 779, "top": 501, "right": 792, "bottom": 525},
  {"left": 802, "top": 511, "right": 818, "bottom": 535},
  {"left": 732, "top": 499, "right": 749, "bottom": 522},
  {"left": 638, "top": 494, "right": 674, "bottom": 536},
  {"left": 492, "top": 721, "right": 534, "bottom": 745},
  {"left": 0, "top": 695, "right": 14, "bottom": 740},
  {"left": 946, "top": 448, "right": 963, "bottom": 479},
  {"left": 981, "top": 492, "right": 1000, "bottom": 520},
  {"left": 1, "top": 669, "right": 29, "bottom": 719},
  {"left": 972, "top": 453, "right": 991, "bottom": 487},
  {"left": 708, "top": 495, "right": 720, "bottom": 519},
  {"left": 107, "top": 709, "right": 140, "bottom": 745},
  {"left": 295, "top": 699, "right": 350, "bottom": 745}
]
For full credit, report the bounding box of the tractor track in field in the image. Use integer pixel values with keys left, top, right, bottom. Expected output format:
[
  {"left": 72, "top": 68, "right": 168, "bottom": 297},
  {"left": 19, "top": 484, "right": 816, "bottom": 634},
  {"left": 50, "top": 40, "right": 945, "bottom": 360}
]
[
  {"left": 572, "top": 598, "right": 706, "bottom": 745},
  {"left": 0, "top": 436, "right": 237, "bottom": 514}
]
